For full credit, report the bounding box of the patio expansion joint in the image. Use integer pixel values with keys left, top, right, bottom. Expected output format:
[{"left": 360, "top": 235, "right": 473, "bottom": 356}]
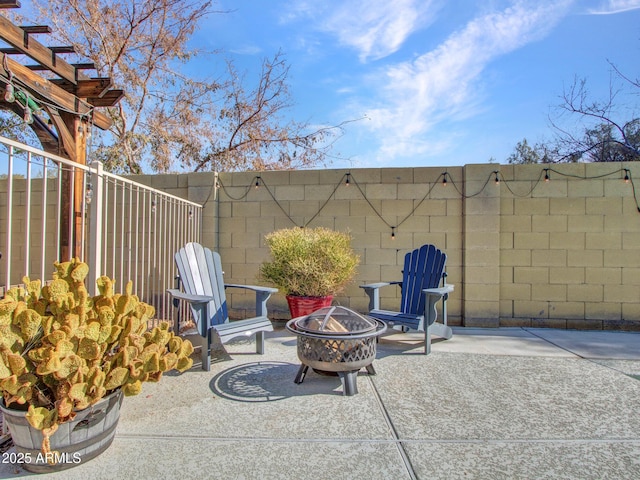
[
  {"left": 522, "top": 328, "right": 585, "bottom": 358},
  {"left": 396, "top": 438, "right": 640, "bottom": 445},
  {"left": 523, "top": 327, "right": 640, "bottom": 376},
  {"left": 366, "top": 375, "right": 418, "bottom": 480},
  {"left": 595, "top": 362, "right": 640, "bottom": 378},
  {"left": 115, "top": 434, "right": 417, "bottom": 444},
  {"left": 115, "top": 433, "right": 640, "bottom": 444}
]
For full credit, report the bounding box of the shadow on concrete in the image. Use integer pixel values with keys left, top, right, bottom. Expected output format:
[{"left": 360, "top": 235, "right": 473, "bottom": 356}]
[{"left": 209, "top": 361, "right": 348, "bottom": 401}]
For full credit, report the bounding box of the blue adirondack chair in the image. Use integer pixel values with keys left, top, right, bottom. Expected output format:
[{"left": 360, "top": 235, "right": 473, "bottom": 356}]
[
  {"left": 167, "top": 242, "right": 277, "bottom": 371},
  {"left": 360, "top": 244, "right": 454, "bottom": 354}
]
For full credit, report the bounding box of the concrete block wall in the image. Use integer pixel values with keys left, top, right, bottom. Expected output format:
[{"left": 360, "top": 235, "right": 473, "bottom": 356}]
[
  {"left": 497, "top": 163, "right": 640, "bottom": 329},
  {"left": 0, "top": 178, "right": 65, "bottom": 282},
  {"left": 136, "top": 162, "right": 640, "bottom": 330}
]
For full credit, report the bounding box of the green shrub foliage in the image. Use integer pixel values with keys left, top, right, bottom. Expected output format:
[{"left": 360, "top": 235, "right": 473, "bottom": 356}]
[{"left": 260, "top": 227, "right": 359, "bottom": 297}]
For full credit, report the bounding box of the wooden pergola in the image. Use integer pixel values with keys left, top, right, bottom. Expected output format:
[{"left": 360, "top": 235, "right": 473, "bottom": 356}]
[{"left": 0, "top": 1, "right": 123, "bottom": 259}]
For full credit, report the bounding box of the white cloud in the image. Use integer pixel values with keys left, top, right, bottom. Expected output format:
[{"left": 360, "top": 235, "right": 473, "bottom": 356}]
[
  {"left": 229, "top": 45, "right": 262, "bottom": 56},
  {"left": 588, "top": 0, "right": 640, "bottom": 14},
  {"left": 323, "top": 0, "right": 441, "bottom": 61},
  {"left": 286, "top": 0, "right": 441, "bottom": 62},
  {"left": 359, "top": 1, "right": 573, "bottom": 161}
]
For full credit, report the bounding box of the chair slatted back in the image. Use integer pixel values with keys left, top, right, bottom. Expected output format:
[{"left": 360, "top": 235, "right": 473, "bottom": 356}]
[
  {"left": 400, "top": 244, "right": 447, "bottom": 315},
  {"left": 174, "top": 242, "right": 229, "bottom": 329}
]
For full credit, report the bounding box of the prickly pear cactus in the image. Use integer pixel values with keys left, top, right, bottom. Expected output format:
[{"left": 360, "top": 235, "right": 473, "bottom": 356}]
[{"left": 0, "top": 258, "right": 194, "bottom": 455}]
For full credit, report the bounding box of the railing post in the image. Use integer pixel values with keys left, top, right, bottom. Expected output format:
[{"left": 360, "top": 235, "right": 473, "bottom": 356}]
[
  {"left": 4, "top": 146, "right": 13, "bottom": 289},
  {"left": 214, "top": 171, "right": 220, "bottom": 250},
  {"left": 88, "top": 160, "right": 104, "bottom": 296}
]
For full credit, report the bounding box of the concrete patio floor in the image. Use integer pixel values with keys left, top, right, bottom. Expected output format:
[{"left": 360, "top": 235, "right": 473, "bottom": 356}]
[{"left": 1, "top": 326, "right": 639, "bottom": 479}]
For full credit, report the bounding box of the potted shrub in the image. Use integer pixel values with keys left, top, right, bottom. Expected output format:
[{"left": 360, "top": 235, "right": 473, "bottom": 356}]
[
  {"left": 0, "top": 258, "right": 194, "bottom": 472},
  {"left": 259, "top": 227, "right": 359, "bottom": 317}
]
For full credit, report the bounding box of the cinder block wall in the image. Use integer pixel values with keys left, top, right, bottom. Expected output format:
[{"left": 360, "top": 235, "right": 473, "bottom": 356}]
[
  {"left": 135, "top": 162, "right": 640, "bottom": 330},
  {"left": 0, "top": 178, "right": 63, "bottom": 283}
]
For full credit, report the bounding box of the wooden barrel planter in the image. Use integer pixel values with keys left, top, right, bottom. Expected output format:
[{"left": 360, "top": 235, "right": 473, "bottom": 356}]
[{"left": 0, "top": 389, "right": 123, "bottom": 473}]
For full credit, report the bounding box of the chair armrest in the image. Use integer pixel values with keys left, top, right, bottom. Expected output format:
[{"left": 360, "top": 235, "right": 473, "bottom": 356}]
[
  {"left": 167, "top": 289, "right": 213, "bottom": 305},
  {"left": 422, "top": 285, "right": 454, "bottom": 326},
  {"left": 224, "top": 284, "right": 278, "bottom": 317},
  {"left": 167, "top": 289, "right": 212, "bottom": 337},
  {"left": 360, "top": 281, "right": 401, "bottom": 290},
  {"left": 225, "top": 284, "right": 278, "bottom": 294},
  {"left": 423, "top": 284, "right": 454, "bottom": 297},
  {"left": 360, "top": 281, "right": 402, "bottom": 311}
]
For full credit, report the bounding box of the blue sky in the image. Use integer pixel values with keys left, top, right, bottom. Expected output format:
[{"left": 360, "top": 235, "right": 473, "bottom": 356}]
[{"left": 192, "top": 0, "right": 640, "bottom": 169}]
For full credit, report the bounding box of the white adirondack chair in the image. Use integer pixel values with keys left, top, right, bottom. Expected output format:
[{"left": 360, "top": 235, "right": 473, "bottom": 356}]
[{"left": 168, "top": 242, "right": 277, "bottom": 370}]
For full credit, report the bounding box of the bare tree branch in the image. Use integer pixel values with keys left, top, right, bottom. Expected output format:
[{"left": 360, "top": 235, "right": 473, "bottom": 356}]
[{"left": 548, "top": 66, "right": 640, "bottom": 163}]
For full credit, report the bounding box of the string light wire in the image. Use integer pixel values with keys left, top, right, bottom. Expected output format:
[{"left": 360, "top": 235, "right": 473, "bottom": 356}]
[
  {"left": 214, "top": 166, "right": 640, "bottom": 234},
  {"left": 0, "top": 54, "right": 95, "bottom": 123}
]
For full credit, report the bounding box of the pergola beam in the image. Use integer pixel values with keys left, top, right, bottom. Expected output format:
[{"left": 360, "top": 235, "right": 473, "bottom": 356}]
[
  {"left": 0, "top": 56, "right": 90, "bottom": 114},
  {"left": 20, "top": 25, "right": 52, "bottom": 34},
  {"left": 0, "top": 46, "right": 76, "bottom": 54},
  {"left": 50, "top": 78, "right": 123, "bottom": 107},
  {"left": 50, "top": 46, "right": 76, "bottom": 54},
  {"left": 51, "top": 77, "right": 113, "bottom": 98},
  {"left": 0, "top": 55, "right": 112, "bottom": 129},
  {"left": 0, "top": 16, "right": 79, "bottom": 84},
  {"left": 88, "top": 89, "right": 124, "bottom": 107},
  {"left": 0, "top": 14, "right": 120, "bottom": 122},
  {"left": 28, "top": 62, "right": 96, "bottom": 72}
]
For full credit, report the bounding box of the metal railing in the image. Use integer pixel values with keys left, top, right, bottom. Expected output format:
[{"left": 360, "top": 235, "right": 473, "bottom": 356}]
[{"left": 0, "top": 136, "right": 202, "bottom": 326}]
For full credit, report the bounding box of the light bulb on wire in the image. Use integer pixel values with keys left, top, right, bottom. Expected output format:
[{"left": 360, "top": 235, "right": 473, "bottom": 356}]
[
  {"left": 4, "top": 83, "right": 15, "bottom": 103},
  {"left": 23, "top": 106, "right": 33, "bottom": 125},
  {"left": 85, "top": 183, "right": 93, "bottom": 205},
  {"left": 21, "top": 91, "right": 33, "bottom": 124}
]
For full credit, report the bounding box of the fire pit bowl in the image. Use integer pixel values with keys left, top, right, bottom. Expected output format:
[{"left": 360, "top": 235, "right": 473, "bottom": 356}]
[{"left": 286, "top": 306, "right": 387, "bottom": 396}]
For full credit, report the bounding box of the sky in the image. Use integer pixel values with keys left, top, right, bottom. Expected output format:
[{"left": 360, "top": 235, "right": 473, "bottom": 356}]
[{"left": 191, "top": 0, "right": 640, "bottom": 169}]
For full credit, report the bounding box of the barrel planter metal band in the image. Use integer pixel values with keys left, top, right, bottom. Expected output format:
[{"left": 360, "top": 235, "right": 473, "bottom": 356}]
[{"left": 0, "top": 389, "right": 123, "bottom": 473}]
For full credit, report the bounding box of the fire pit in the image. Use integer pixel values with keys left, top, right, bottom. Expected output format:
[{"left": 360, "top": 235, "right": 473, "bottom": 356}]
[{"left": 286, "top": 306, "right": 387, "bottom": 396}]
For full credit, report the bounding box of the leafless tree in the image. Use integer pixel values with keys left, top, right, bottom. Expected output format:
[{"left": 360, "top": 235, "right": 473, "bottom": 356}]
[
  {"left": 167, "top": 52, "right": 350, "bottom": 172},
  {"left": 2, "top": 0, "right": 348, "bottom": 173},
  {"left": 550, "top": 64, "right": 639, "bottom": 162}
]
